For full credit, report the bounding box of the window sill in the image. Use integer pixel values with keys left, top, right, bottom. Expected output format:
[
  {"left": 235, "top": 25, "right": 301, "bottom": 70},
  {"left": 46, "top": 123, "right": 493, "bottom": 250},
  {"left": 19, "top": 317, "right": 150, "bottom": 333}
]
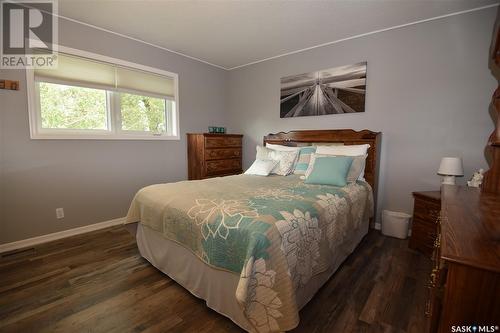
[{"left": 30, "top": 133, "right": 180, "bottom": 141}]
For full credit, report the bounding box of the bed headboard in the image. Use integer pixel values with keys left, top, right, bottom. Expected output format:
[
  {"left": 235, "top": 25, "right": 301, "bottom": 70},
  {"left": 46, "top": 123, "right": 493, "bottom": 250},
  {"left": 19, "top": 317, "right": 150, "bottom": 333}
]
[{"left": 264, "top": 129, "right": 381, "bottom": 206}]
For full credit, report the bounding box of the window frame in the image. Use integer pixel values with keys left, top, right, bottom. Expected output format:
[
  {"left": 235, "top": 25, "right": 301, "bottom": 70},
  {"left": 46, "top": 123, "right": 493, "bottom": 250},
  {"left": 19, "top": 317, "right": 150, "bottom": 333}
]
[{"left": 26, "top": 45, "right": 180, "bottom": 140}]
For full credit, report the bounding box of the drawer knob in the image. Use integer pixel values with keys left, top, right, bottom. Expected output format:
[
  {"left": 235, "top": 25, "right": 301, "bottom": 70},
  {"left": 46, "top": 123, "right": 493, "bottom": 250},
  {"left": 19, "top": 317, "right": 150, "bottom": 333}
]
[{"left": 429, "top": 268, "right": 439, "bottom": 287}]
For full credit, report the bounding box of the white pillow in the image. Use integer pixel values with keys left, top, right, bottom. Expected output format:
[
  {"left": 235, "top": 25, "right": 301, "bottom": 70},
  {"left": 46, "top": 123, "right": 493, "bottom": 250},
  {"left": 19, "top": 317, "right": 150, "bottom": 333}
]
[
  {"left": 266, "top": 143, "right": 301, "bottom": 152},
  {"left": 256, "top": 145, "right": 273, "bottom": 160},
  {"left": 269, "top": 150, "right": 299, "bottom": 176},
  {"left": 245, "top": 159, "right": 279, "bottom": 176},
  {"left": 316, "top": 144, "right": 370, "bottom": 156},
  {"left": 266, "top": 144, "right": 301, "bottom": 170}
]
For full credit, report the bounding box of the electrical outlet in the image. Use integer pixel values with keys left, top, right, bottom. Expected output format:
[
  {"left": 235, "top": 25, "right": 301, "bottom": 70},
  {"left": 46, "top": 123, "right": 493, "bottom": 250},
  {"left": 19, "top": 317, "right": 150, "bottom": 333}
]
[{"left": 56, "top": 208, "right": 64, "bottom": 219}]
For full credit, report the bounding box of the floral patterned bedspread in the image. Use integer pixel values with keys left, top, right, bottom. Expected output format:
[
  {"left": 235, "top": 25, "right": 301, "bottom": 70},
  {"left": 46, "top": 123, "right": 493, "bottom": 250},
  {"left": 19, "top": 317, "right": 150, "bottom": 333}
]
[{"left": 126, "top": 174, "right": 373, "bottom": 332}]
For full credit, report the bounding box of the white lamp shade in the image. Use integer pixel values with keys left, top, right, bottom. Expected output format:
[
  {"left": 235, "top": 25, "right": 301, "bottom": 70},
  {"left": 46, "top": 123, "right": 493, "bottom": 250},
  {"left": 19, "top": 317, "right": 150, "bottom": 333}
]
[{"left": 438, "top": 157, "right": 464, "bottom": 176}]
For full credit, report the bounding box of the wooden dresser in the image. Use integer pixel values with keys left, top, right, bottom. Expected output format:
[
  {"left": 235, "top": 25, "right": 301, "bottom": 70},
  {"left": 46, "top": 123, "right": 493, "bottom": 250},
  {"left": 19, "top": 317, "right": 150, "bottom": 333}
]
[
  {"left": 409, "top": 191, "right": 441, "bottom": 257},
  {"left": 187, "top": 133, "right": 243, "bottom": 180},
  {"left": 426, "top": 186, "right": 500, "bottom": 333}
]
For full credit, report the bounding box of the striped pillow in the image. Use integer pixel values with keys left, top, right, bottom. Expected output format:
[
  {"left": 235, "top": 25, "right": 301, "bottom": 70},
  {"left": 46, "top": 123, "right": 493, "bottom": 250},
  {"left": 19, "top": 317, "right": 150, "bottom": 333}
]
[{"left": 293, "top": 146, "right": 316, "bottom": 174}]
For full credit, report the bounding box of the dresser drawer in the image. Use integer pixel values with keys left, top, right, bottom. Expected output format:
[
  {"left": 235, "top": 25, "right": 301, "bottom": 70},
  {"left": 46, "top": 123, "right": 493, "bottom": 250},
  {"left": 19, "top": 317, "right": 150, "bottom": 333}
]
[
  {"left": 205, "top": 136, "right": 242, "bottom": 148},
  {"left": 205, "top": 148, "right": 241, "bottom": 160},
  {"left": 409, "top": 218, "right": 437, "bottom": 256},
  {"left": 414, "top": 199, "right": 440, "bottom": 222},
  {"left": 205, "top": 159, "right": 242, "bottom": 175}
]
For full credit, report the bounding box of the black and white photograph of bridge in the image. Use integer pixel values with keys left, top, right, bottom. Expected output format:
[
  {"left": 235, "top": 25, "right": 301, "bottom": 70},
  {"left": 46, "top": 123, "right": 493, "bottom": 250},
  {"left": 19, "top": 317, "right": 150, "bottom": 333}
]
[{"left": 280, "top": 62, "right": 367, "bottom": 118}]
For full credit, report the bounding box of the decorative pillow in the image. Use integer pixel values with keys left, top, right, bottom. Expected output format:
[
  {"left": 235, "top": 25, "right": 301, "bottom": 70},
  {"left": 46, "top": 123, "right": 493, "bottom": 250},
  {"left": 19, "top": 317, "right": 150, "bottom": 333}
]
[
  {"left": 293, "top": 146, "right": 317, "bottom": 174},
  {"left": 244, "top": 159, "right": 279, "bottom": 176},
  {"left": 269, "top": 150, "right": 299, "bottom": 176},
  {"left": 266, "top": 143, "right": 301, "bottom": 170},
  {"left": 305, "top": 154, "right": 366, "bottom": 183},
  {"left": 305, "top": 156, "right": 354, "bottom": 187},
  {"left": 315, "top": 144, "right": 370, "bottom": 180},
  {"left": 256, "top": 145, "right": 273, "bottom": 160},
  {"left": 345, "top": 155, "right": 367, "bottom": 182}
]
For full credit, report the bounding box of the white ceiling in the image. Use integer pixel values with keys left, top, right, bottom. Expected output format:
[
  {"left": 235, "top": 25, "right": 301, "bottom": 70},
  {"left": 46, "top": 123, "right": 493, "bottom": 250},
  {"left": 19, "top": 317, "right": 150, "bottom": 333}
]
[{"left": 58, "top": 0, "right": 499, "bottom": 70}]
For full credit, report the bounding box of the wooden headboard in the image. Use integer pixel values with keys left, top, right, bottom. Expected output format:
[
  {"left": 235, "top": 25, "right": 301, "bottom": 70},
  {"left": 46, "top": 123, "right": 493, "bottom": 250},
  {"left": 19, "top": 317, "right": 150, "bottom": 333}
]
[{"left": 263, "top": 129, "right": 382, "bottom": 206}]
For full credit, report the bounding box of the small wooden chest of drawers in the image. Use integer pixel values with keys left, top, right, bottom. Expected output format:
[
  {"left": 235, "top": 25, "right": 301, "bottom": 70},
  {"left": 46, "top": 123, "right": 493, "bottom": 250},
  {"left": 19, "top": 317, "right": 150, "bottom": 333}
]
[
  {"left": 187, "top": 133, "right": 243, "bottom": 180},
  {"left": 409, "top": 191, "right": 441, "bottom": 257}
]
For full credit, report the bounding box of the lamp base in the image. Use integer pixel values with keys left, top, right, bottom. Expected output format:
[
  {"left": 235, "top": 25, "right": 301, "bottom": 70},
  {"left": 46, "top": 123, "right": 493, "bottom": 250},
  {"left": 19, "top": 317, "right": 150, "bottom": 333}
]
[{"left": 441, "top": 175, "right": 456, "bottom": 185}]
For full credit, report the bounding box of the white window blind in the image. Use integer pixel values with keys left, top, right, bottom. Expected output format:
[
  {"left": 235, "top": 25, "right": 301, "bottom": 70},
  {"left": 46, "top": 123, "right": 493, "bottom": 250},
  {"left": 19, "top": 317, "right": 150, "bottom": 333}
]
[
  {"left": 34, "top": 53, "right": 175, "bottom": 98},
  {"left": 115, "top": 66, "right": 175, "bottom": 98}
]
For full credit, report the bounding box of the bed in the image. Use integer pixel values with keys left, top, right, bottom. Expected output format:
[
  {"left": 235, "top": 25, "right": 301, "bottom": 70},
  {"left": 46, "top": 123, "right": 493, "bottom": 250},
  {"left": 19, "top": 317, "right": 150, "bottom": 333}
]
[{"left": 125, "top": 129, "right": 381, "bottom": 332}]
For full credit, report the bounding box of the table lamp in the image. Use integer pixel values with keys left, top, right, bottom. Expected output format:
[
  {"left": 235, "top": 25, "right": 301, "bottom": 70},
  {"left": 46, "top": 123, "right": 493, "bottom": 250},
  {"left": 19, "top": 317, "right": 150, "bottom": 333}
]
[{"left": 438, "top": 157, "right": 463, "bottom": 185}]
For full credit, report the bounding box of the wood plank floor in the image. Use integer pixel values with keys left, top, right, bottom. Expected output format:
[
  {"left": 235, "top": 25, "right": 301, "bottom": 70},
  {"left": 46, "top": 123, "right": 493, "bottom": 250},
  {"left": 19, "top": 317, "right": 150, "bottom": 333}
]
[{"left": 0, "top": 226, "right": 431, "bottom": 333}]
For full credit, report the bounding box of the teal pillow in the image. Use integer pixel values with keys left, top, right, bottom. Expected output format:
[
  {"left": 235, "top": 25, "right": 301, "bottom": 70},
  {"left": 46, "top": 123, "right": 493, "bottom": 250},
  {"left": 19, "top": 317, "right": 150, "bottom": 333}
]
[
  {"left": 293, "top": 146, "right": 316, "bottom": 174},
  {"left": 305, "top": 156, "right": 353, "bottom": 187}
]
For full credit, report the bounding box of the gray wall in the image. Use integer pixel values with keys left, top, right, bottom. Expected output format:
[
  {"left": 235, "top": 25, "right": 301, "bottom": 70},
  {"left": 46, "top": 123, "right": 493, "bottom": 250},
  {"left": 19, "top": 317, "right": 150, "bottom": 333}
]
[
  {"left": 227, "top": 8, "right": 497, "bottom": 223},
  {"left": 0, "top": 18, "right": 228, "bottom": 243},
  {"left": 1, "top": 8, "right": 497, "bottom": 244}
]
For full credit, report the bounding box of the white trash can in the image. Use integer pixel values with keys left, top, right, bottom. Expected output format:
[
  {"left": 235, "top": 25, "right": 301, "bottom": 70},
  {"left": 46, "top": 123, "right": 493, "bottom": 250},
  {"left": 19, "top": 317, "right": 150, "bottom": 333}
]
[{"left": 381, "top": 210, "right": 411, "bottom": 239}]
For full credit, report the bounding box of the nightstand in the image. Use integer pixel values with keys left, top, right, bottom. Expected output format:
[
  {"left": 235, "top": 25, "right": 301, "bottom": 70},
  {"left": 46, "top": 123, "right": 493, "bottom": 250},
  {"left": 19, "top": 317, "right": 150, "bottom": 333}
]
[{"left": 409, "top": 191, "right": 441, "bottom": 257}]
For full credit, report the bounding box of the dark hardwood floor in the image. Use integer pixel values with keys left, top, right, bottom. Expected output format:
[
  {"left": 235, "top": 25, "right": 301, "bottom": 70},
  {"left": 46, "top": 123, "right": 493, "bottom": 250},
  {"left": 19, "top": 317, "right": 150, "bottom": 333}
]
[{"left": 0, "top": 226, "right": 430, "bottom": 333}]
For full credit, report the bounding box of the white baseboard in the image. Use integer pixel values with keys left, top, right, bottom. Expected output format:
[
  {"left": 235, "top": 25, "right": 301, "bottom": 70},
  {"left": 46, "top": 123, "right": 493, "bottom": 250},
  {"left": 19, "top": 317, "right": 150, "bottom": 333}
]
[{"left": 0, "top": 217, "right": 127, "bottom": 254}]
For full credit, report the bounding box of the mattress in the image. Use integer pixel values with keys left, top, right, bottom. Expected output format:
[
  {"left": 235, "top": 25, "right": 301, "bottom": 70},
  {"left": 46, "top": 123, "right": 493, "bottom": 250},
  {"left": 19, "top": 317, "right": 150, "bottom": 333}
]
[
  {"left": 136, "top": 219, "right": 368, "bottom": 332},
  {"left": 127, "top": 174, "right": 373, "bottom": 332}
]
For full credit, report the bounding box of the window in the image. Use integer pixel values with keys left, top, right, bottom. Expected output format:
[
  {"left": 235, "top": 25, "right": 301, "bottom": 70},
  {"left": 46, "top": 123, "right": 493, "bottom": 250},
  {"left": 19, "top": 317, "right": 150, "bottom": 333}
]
[
  {"left": 27, "top": 47, "right": 179, "bottom": 140},
  {"left": 119, "top": 93, "right": 168, "bottom": 133},
  {"left": 39, "top": 82, "right": 108, "bottom": 130}
]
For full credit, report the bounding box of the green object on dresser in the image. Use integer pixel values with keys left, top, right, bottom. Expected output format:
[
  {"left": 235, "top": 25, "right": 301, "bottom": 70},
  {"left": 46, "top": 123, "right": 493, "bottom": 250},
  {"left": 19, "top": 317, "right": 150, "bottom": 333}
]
[{"left": 305, "top": 156, "right": 353, "bottom": 186}]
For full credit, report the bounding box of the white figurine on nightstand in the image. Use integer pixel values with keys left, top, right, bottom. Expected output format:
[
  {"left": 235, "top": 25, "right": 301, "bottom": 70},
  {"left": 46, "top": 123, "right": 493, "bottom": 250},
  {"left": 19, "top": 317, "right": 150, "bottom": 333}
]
[{"left": 467, "top": 169, "right": 484, "bottom": 188}]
